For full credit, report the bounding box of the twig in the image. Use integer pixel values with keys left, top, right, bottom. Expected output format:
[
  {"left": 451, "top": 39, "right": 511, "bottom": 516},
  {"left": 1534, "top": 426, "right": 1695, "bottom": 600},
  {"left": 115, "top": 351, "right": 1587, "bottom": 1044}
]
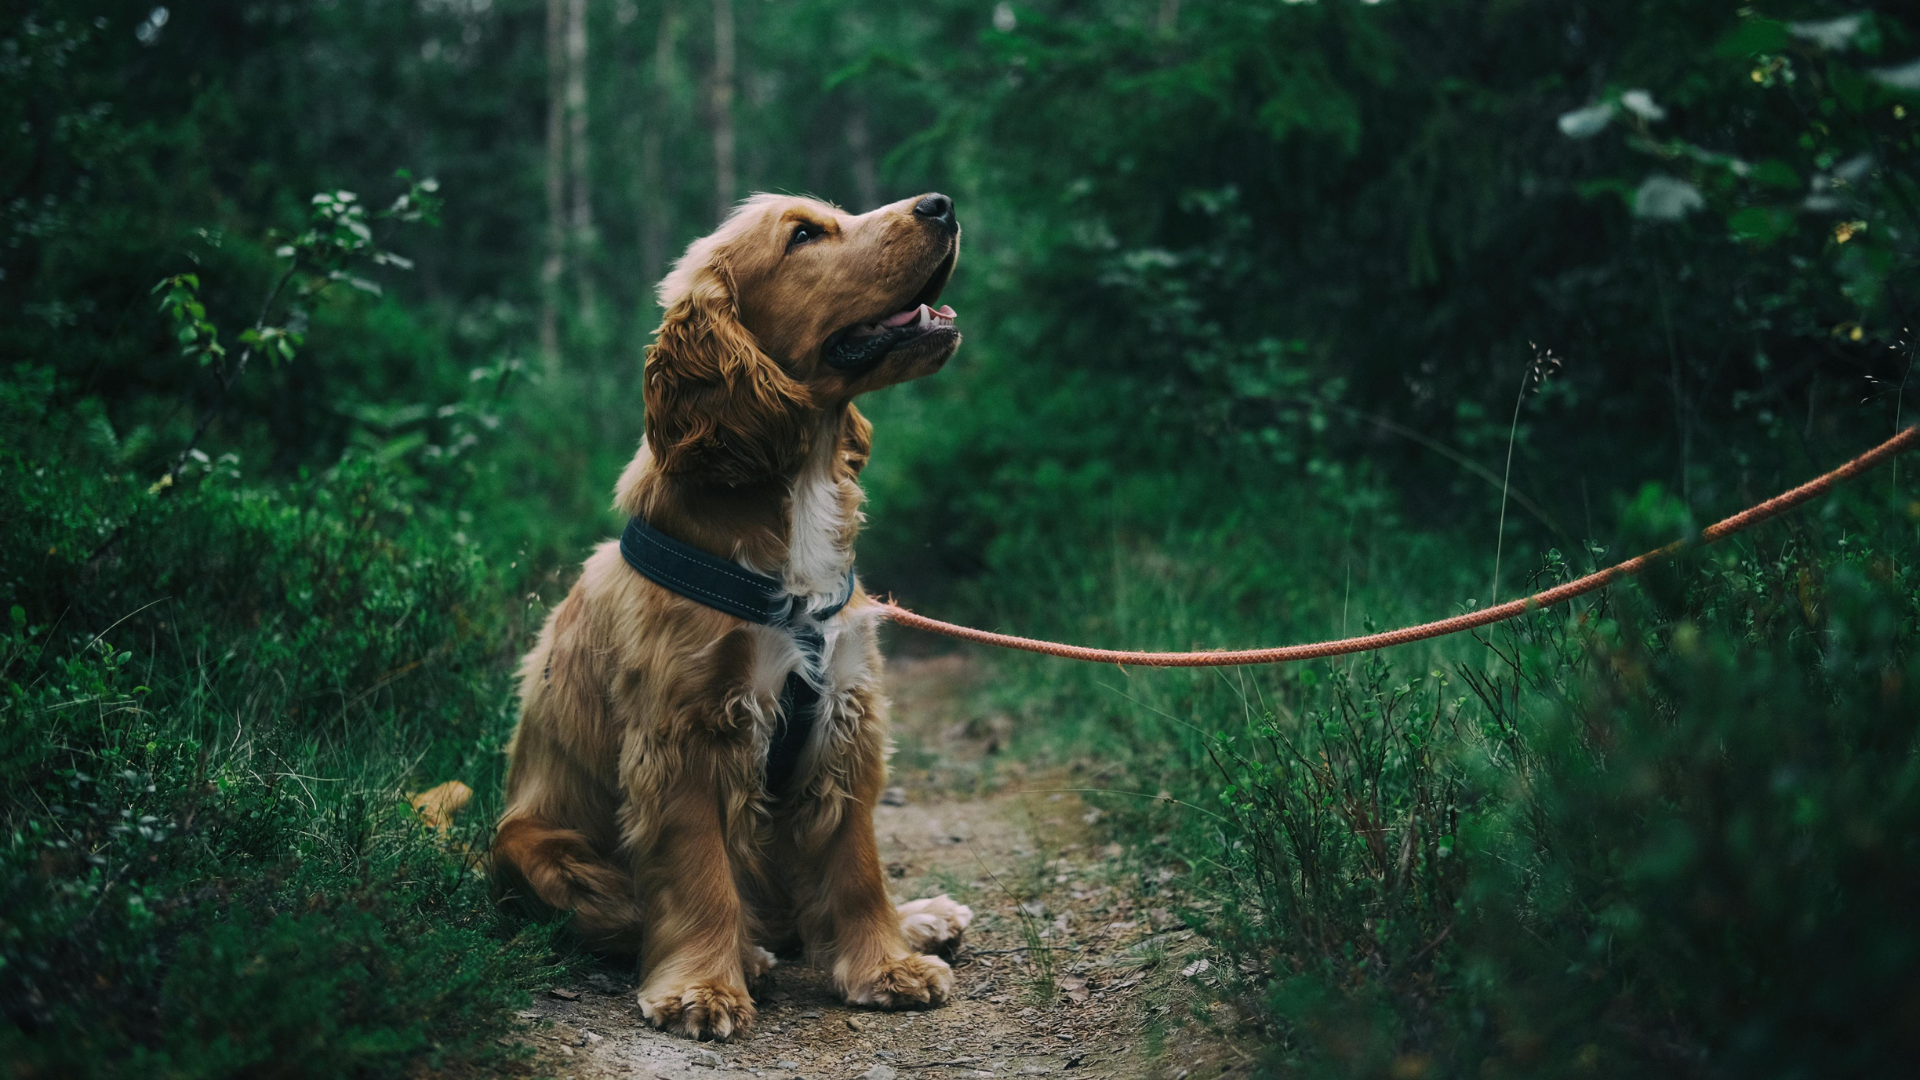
[
  {"left": 1320, "top": 400, "right": 1568, "bottom": 542},
  {"left": 164, "top": 263, "right": 299, "bottom": 490},
  {"left": 1011, "top": 786, "right": 1229, "bottom": 825}
]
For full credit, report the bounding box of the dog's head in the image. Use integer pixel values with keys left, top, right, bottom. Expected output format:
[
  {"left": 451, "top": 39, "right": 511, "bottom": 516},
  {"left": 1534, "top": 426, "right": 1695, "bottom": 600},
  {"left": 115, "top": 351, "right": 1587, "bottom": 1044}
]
[{"left": 644, "top": 193, "right": 961, "bottom": 486}]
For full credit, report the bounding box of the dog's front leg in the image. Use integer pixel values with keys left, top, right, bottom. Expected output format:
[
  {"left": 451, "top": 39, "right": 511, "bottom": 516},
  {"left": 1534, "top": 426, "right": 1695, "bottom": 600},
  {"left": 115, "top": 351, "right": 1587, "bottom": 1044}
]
[
  {"left": 785, "top": 692, "right": 954, "bottom": 1010},
  {"left": 628, "top": 759, "right": 759, "bottom": 1040}
]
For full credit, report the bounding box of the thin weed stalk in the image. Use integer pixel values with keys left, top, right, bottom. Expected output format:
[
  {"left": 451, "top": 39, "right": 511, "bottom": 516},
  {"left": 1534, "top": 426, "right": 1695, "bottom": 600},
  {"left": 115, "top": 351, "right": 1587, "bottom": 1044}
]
[{"left": 1493, "top": 345, "right": 1562, "bottom": 604}]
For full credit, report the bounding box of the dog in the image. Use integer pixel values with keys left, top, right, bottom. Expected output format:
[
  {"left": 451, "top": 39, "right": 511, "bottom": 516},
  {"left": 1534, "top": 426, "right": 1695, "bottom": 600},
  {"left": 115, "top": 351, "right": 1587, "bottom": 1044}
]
[{"left": 492, "top": 192, "right": 972, "bottom": 1041}]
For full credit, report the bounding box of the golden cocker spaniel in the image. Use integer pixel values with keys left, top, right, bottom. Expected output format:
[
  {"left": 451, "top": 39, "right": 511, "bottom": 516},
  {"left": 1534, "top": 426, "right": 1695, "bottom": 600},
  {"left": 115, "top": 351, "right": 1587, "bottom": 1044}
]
[{"left": 492, "top": 192, "right": 972, "bottom": 1040}]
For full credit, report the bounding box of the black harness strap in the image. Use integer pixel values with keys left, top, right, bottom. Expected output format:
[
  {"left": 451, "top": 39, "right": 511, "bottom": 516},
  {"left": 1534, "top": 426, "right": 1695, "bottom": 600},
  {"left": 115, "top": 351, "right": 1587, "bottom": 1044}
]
[{"left": 618, "top": 516, "right": 854, "bottom": 796}]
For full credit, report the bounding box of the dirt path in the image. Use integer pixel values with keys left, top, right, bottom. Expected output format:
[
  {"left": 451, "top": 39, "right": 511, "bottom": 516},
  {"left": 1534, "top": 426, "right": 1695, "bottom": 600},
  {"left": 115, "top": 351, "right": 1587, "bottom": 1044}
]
[{"left": 510, "top": 655, "right": 1244, "bottom": 1080}]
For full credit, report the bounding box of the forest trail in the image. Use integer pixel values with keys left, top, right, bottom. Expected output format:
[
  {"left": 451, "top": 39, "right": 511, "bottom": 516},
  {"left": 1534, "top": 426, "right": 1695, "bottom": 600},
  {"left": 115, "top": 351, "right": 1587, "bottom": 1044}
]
[{"left": 510, "top": 654, "right": 1245, "bottom": 1080}]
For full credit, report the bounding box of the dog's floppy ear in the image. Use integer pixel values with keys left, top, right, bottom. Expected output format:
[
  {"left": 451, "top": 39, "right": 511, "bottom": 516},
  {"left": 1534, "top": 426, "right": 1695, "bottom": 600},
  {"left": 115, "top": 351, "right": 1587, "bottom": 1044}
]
[{"left": 644, "top": 250, "right": 812, "bottom": 486}]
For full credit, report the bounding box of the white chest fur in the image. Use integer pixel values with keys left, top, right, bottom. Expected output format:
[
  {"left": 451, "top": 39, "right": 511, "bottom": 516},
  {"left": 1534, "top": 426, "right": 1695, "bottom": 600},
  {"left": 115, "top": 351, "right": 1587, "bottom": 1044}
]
[{"left": 782, "top": 425, "right": 858, "bottom": 613}]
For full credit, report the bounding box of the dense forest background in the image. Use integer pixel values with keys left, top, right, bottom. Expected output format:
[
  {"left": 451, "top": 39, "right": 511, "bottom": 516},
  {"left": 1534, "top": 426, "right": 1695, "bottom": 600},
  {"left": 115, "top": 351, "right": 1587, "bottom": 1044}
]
[{"left": 5, "top": 1, "right": 1920, "bottom": 1077}]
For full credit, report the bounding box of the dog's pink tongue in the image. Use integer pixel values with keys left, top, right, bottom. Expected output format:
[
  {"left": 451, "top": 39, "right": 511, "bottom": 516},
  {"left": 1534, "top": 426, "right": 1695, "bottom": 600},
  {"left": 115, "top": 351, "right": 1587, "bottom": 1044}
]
[{"left": 882, "top": 303, "right": 959, "bottom": 327}]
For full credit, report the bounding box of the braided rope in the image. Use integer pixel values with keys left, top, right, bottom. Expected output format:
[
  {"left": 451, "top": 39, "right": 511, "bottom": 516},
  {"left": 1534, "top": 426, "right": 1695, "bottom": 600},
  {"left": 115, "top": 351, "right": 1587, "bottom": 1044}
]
[{"left": 878, "top": 426, "right": 1919, "bottom": 668}]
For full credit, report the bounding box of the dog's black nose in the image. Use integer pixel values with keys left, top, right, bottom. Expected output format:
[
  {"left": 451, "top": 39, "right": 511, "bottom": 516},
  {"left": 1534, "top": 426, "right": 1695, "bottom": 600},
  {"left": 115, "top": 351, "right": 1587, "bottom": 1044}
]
[{"left": 913, "top": 192, "right": 956, "bottom": 233}]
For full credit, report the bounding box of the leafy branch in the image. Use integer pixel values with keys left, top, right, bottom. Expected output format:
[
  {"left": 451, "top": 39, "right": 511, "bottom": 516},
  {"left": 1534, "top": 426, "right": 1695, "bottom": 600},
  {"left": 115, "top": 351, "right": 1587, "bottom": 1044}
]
[{"left": 147, "top": 172, "right": 443, "bottom": 497}]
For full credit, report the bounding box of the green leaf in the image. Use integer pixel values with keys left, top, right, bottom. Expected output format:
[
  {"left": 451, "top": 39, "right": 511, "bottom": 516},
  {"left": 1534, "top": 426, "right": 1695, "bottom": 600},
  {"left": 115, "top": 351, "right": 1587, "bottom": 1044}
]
[
  {"left": 1727, "top": 205, "right": 1798, "bottom": 245},
  {"left": 1752, "top": 159, "right": 1800, "bottom": 189},
  {"left": 1715, "top": 17, "right": 1789, "bottom": 57},
  {"left": 9, "top": 605, "right": 24, "bottom": 626}
]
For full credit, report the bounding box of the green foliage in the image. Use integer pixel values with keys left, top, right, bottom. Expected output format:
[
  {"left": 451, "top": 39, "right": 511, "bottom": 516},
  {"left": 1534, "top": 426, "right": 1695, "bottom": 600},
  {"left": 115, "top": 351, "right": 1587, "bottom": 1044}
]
[
  {"left": 1449, "top": 558, "right": 1920, "bottom": 1079},
  {"left": 866, "top": 0, "right": 1920, "bottom": 590},
  {"left": 978, "top": 470, "right": 1920, "bottom": 1077},
  {"left": 0, "top": 365, "right": 560, "bottom": 1077}
]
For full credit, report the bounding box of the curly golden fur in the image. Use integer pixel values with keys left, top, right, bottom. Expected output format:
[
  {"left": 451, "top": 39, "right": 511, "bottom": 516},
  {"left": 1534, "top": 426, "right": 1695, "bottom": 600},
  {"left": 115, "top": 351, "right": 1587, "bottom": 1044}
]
[{"left": 492, "top": 193, "right": 970, "bottom": 1041}]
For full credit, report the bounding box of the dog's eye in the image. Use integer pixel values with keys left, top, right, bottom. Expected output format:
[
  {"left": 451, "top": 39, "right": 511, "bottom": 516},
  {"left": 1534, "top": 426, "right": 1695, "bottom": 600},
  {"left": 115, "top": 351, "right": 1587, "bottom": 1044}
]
[{"left": 788, "top": 222, "right": 823, "bottom": 250}]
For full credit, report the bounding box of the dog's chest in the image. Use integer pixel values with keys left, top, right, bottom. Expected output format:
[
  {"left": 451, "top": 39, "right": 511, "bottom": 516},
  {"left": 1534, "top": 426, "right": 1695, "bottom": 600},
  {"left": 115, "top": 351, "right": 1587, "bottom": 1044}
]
[{"left": 742, "top": 614, "right": 876, "bottom": 764}]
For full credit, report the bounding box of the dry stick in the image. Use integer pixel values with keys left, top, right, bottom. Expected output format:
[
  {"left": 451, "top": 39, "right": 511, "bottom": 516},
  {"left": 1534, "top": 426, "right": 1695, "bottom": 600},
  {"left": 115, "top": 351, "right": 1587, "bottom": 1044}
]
[{"left": 880, "top": 426, "right": 1920, "bottom": 668}]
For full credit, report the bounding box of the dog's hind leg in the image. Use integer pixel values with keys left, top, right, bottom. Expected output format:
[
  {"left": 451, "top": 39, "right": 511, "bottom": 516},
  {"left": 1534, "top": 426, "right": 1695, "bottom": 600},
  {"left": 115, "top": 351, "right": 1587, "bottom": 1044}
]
[
  {"left": 491, "top": 815, "right": 646, "bottom": 953},
  {"left": 896, "top": 895, "right": 974, "bottom": 959}
]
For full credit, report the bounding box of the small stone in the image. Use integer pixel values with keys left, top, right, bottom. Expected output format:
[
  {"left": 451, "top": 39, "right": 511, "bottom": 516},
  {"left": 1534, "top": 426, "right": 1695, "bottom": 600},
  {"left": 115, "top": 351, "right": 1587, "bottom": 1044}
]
[
  {"left": 880, "top": 786, "right": 908, "bottom": 806},
  {"left": 862, "top": 1067, "right": 898, "bottom": 1080},
  {"left": 694, "top": 1049, "right": 725, "bottom": 1067},
  {"left": 547, "top": 986, "right": 580, "bottom": 1001},
  {"left": 845, "top": 1016, "right": 864, "bottom": 1032},
  {"left": 778, "top": 1061, "right": 801, "bottom": 1070},
  {"left": 801, "top": 1008, "right": 823, "bottom": 1019},
  {"left": 584, "top": 1030, "right": 603, "bottom": 1043}
]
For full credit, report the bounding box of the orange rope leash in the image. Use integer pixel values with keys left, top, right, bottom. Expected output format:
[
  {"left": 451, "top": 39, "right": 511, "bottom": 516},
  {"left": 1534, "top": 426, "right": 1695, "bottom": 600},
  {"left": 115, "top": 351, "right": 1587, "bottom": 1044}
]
[{"left": 878, "top": 427, "right": 1920, "bottom": 668}]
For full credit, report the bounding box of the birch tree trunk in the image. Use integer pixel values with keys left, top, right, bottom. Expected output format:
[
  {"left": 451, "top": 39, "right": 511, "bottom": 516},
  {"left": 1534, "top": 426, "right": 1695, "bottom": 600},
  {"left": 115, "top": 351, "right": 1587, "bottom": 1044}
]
[
  {"left": 540, "top": 0, "right": 567, "bottom": 369},
  {"left": 641, "top": 0, "right": 676, "bottom": 293},
  {"left": 566, "top": 0, "right": 594, "bottom": 330},
  {"left": 710, "top": 0, "right": 736, "bottom": 223}
]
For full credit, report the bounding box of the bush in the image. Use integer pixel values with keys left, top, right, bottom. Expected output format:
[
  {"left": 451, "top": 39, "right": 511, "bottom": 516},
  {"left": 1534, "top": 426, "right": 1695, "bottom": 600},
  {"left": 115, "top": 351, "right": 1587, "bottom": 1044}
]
[
  {"left": 0, "top": 362, "right": 560, "bottom": 1078},
  {"left": 1034, "top": 473, "right": 1920, "bottom": 1078}
]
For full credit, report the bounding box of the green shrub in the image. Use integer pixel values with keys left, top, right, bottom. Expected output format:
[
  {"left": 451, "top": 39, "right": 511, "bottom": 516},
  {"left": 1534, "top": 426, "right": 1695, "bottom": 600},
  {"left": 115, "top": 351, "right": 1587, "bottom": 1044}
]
[
  {"left": 0, "top": 362, "right": 560, "bottom": 1078},
  {"left": 1015, "top": 473, "right": 1920, "bottom": 1078}
]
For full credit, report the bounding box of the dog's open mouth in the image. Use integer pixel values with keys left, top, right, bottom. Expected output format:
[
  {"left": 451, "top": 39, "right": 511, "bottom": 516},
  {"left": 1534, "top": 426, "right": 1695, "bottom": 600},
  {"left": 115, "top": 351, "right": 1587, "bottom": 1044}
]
[{"left": 822, "top": 250, "right": 958, "bottom": 372}]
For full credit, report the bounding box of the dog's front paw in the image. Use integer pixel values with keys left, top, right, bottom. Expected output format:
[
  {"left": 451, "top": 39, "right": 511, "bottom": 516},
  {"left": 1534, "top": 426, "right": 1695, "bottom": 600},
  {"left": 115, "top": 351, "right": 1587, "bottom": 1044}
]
[
  {"left": 897, "top": 894, "right": 974, "bottom": 958},
  {"left": 637, "top": 977, "right": 756, "bottom": 1041},
  {"left": 840, "top": 952, "right": 953, "bottom": 1010}
]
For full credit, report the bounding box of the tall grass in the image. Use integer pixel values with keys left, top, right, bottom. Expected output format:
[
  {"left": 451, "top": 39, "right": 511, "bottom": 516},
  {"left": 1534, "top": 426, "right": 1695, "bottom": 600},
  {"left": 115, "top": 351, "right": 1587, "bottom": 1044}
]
[{"left": 892, "top": 402, "right": 1920, "bottom": 1077}]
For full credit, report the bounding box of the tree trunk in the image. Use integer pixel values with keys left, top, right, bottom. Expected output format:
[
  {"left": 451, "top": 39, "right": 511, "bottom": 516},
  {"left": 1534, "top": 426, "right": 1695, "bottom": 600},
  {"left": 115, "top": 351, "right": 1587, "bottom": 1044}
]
[
  {"left": 641, "top": 0, "right": 677, "bottom": 294},
  {"left": 846, "top": 106, "right": 878, "bottom": 210},
  {"left": 566, "top": 0, "right": 595, "bottom": 331},
  {"left": 540, "top": 0, "right": 567, "bottom": 369},
  {"left": 710, "top": 0, "right": 735, "bottom": 223}
]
